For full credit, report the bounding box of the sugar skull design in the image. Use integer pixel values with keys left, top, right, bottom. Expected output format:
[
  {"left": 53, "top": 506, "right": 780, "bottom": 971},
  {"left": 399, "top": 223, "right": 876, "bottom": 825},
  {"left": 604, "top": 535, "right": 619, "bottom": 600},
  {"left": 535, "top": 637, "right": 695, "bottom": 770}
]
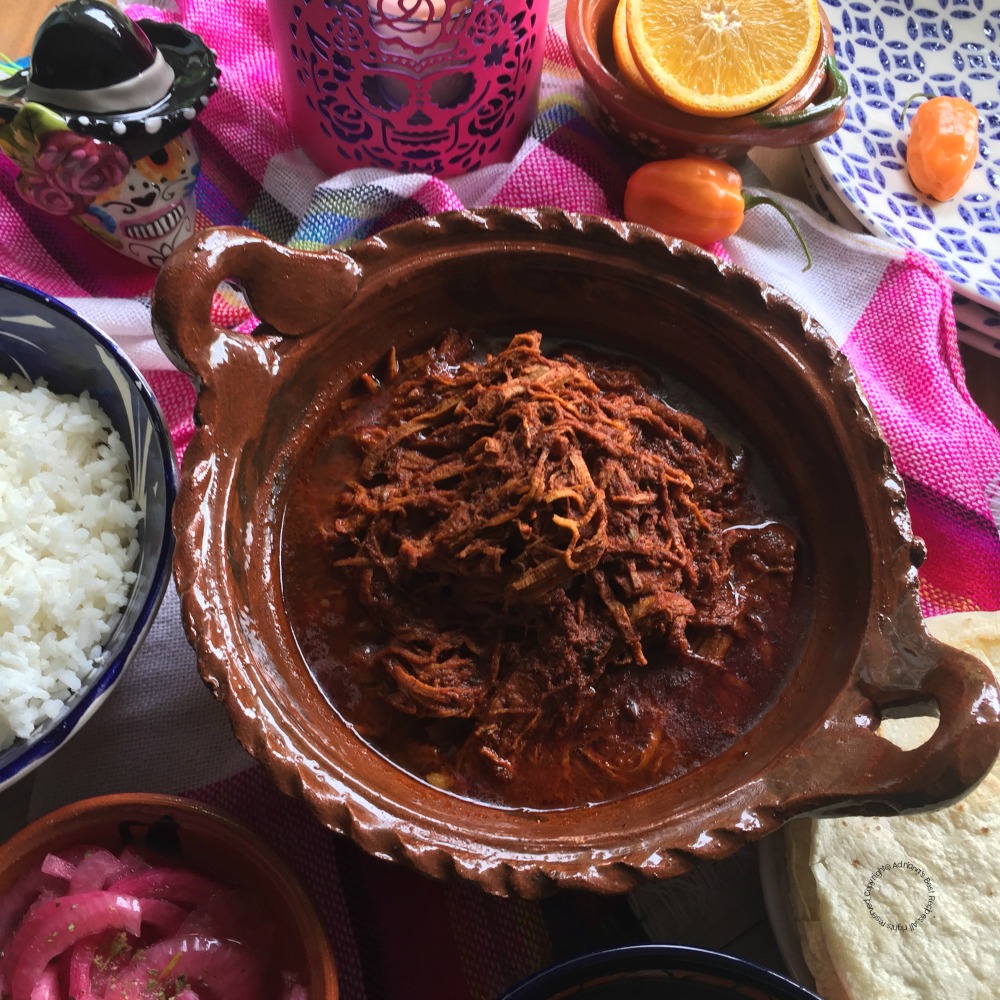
[
  {"left": 0, "top": 104, "right": 201, "bottom": 268},
  {"left": 283, "top": 0, "right": 545, "bottom": 176},
  {"left": 84, "top": 134, "right": 201, "bottom": 268},
  {"left": 0, "top": 0, "right": 219, "bottom": 268}
]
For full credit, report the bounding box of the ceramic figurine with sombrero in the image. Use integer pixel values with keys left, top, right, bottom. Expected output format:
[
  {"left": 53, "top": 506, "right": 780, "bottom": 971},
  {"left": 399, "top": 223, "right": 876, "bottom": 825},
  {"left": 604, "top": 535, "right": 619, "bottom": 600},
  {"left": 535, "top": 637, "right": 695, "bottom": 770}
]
[{"left": 0, "top": 0, "right": 219, "bottom": 268}]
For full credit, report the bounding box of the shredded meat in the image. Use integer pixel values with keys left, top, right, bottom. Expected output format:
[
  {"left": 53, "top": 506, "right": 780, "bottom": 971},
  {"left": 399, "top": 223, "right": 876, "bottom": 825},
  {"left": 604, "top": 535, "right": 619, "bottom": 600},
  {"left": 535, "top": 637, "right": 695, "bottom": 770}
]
[{"left": 314, "top": 331, "right": 798, "bottom": 794}]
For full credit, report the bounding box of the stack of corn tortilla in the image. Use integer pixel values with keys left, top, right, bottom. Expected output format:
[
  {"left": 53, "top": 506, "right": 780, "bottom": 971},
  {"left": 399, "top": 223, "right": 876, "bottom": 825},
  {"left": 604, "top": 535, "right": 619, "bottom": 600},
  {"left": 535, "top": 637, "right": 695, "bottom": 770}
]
[{"left": 783, "top": 611, "right": 1000, "bottom": 999}]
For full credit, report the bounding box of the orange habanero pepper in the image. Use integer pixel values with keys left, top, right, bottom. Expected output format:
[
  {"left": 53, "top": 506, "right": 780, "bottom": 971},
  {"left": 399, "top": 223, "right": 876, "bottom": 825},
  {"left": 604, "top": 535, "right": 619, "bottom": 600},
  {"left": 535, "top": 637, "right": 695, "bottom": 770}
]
[
  {"left": 623, "top": 155, "right": 811, "bottom": 269},
  {"left": 905, "top": 95, "right": 979, "bottom": 202}
]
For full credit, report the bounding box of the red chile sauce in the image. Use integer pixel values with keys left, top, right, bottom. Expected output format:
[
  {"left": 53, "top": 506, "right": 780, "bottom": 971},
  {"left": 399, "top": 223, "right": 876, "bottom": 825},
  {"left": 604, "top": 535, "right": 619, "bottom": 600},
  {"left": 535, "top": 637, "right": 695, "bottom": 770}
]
[{"left": 279, "top": 332, "right": 811, "bottom": 810}]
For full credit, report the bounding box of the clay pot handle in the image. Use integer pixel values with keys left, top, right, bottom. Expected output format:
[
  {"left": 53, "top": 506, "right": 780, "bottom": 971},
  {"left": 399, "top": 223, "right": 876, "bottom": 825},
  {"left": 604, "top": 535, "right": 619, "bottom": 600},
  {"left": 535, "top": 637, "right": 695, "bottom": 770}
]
[
  {"left": 151, "top": 227, "right": 362, "bottom": 382},
  {"left": 788, "top": 639, "right": 1000, "bottom": 815}
]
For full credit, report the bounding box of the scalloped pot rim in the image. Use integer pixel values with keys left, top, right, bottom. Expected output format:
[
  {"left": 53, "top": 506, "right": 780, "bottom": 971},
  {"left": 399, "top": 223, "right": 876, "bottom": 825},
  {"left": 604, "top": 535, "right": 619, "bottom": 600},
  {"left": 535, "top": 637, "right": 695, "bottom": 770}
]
[{"left": 150, "top": 207, "right": 1000, "bottom": 897}]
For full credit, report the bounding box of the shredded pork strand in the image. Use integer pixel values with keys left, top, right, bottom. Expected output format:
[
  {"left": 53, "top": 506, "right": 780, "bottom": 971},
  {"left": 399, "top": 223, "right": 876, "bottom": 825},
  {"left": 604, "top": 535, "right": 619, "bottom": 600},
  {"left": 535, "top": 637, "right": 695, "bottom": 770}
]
[{"left": 320, "top": 331, "right": 795, "bottom": 783}]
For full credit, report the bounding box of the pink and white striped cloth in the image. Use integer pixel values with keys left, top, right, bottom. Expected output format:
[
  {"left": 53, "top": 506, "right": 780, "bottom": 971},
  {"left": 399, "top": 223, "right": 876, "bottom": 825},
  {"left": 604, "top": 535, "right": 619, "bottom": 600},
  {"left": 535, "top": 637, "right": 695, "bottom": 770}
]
[{"left": 2, "top": 0, "right": 995, "bottom": 614}]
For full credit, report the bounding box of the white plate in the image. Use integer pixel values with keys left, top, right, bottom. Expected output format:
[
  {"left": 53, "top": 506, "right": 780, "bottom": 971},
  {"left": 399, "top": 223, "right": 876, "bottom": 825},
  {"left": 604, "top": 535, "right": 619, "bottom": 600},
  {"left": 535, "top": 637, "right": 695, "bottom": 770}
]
[
  {"left": 798, "top": 146, "right": 866, "bottom": 234},
  {"left": 757, "top": 830, "right": 817, "bottom": 991},
  {"left": 799, "top": 147, "right": 1000, "bottom": 358},
  {"left": 810, "top": 0, "right": 1000, "bottom": 310},
  {"left": 802, "top": 129, "right": 1000, "bottom": 359}
]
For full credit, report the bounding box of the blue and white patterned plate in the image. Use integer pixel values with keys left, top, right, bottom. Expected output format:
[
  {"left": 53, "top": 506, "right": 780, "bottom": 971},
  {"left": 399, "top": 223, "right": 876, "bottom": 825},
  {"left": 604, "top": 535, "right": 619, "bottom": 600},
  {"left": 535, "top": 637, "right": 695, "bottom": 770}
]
[{"left": 808, "top": 0, "right": 1000, "bottom": 309}]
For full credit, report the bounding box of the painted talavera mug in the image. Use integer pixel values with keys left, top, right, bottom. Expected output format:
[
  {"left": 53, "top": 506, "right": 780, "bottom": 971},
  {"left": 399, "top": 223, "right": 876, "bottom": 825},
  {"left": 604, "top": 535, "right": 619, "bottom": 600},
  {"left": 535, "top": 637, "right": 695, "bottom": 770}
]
[{"left": 0, "top": 0, "right": 219, "bottom": 268}]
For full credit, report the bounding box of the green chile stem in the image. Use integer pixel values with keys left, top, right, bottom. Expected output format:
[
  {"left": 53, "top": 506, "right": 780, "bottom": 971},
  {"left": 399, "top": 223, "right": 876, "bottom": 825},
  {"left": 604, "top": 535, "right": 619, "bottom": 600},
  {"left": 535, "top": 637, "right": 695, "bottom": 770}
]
[{"left": 743, "top": 193, "right": 813, "bottom": 272}]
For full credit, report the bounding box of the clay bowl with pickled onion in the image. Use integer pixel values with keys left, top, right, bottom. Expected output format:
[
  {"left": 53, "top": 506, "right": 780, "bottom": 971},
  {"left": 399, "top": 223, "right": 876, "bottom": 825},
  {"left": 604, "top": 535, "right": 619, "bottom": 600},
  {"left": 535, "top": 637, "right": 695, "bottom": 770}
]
[
  {"left": 150, "top": 207, "right": 999, "bottom": 898},
  {"left": 565, "top": 0, "right": 847, "bottom": 161},
  {"left": 0, "top": 793, "right": 338, "bottom": 999}
]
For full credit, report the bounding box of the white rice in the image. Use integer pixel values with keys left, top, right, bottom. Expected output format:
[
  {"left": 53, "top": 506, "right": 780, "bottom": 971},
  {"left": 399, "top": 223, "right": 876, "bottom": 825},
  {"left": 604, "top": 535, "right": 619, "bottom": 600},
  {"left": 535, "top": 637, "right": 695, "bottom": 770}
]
[{"left": 0, "top": 373, "right": 141, "bottom": 751}]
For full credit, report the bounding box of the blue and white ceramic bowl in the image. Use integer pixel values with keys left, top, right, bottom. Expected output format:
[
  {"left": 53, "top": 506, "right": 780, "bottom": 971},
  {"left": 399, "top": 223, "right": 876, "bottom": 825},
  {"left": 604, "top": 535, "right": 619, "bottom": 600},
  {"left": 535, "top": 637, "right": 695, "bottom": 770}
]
[
  {"left": 498, "top": 944, "right": 822, "bottom": 1000},
  {"left": 0, "top": 276, "right": 176, "bottom": 793},
  {"left": 808, "top": 0, "right": 1000, "bottom": 308}
]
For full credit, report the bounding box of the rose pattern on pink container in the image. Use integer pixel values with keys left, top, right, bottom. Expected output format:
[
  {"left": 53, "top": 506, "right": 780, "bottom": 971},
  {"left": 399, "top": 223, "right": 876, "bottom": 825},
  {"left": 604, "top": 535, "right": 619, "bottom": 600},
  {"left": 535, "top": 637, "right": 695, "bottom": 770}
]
[{"left": 271, "top": 0, "right": 547, "bottom": 177}]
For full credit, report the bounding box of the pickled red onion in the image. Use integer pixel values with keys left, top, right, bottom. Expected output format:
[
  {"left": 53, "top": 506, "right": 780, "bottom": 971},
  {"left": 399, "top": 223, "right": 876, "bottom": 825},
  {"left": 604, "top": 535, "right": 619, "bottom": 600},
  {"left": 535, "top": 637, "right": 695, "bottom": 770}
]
[
  {"left": 105, "top": 870, "right": 221, "bottom": 907},
  {"left": 5, "top": 891, "right": 142, "bottom": 1000},
  {"left": 38, "top": 857, "right": 75, "bottom": 883},
  {"left": 104, "top": 934, "right": 265, "bottom": 1000},
  {"left": 68, "top": 850, "right": 127, "bottom": 895},
  {"left": 0, "top": 845, "right": 307, "bottom": 1000}
]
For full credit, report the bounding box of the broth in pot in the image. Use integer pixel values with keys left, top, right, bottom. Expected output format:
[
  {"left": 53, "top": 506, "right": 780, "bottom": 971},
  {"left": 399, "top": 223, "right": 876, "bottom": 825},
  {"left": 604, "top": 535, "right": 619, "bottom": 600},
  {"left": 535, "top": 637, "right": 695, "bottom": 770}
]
[{"left": 280, "top": 331, "right": 810, "bottom": 809}]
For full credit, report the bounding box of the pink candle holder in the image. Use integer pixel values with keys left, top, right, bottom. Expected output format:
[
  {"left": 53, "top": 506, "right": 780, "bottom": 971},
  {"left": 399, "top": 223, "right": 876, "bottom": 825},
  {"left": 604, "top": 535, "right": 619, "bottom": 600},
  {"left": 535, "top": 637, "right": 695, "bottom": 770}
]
[{"left": 267, "top": 0, "right": 549, "bottom": 178}]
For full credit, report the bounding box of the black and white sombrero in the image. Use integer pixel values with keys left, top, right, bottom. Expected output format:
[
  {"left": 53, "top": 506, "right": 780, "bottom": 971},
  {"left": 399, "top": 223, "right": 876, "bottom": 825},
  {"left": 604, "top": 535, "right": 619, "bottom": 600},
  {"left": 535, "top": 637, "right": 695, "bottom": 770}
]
[{"left": 0, "top": 0, "right": 220, "bottom": 161}]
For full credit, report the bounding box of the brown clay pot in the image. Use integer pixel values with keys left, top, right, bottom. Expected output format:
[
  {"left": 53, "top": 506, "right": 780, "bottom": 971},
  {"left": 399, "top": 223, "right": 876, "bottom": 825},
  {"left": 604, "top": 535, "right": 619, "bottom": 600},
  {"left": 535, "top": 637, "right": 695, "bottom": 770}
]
[
  {"left": 151, "top": 208, "right": 1000, "bottom": 898},
  {"left": 564, "top": 0, "right": 848, "bottom": 162},
  {"left": 0, "top": 793, "right": 339, "bottom": 996}
]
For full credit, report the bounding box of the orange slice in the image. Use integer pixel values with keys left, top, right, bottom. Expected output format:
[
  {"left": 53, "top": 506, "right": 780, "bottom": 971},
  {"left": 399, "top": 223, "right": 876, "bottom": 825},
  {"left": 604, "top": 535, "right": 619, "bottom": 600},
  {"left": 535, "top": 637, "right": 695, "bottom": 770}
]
[
  {"left": 625, "top": 0, "right": 822, "bottom": 117},
  {"left": 612, "top": 0, "right": 657, "bottom": 97}
]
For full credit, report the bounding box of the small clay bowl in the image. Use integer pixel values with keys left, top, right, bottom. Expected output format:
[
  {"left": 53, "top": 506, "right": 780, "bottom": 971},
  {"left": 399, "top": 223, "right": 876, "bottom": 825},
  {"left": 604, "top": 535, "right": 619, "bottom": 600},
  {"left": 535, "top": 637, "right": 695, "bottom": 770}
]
[
  {"left": 151, "top": 208, "right": 999, "bottom": 898},
  {"left": 0, "top": 793, "right": 339, "bottom": 998},
  {"left": 565, "top": 0, "right": 847, "bottom": 161}
]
